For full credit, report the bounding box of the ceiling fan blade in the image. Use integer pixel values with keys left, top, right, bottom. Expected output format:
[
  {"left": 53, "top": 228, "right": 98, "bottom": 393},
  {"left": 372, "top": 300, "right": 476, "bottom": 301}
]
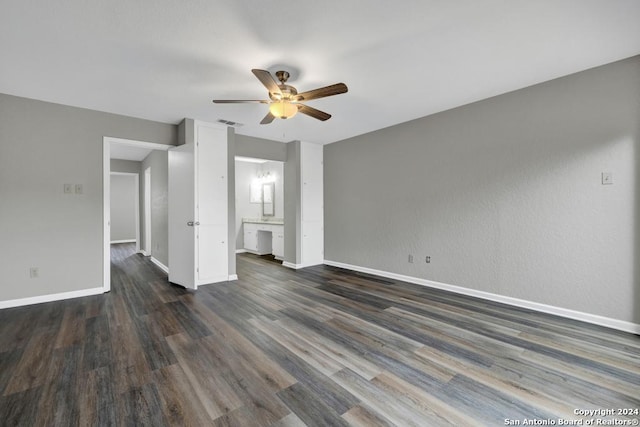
[
  {"left": 260, "top": 112, "right": 276, "bottom": 125},
  {"left": 295, "top": 83, "right": 348, "bottom": 102},
  {"left": 298, "top": 104, "right": 332, "bottom": 121},
  {"left": 212, "top": 100, "right": 269, "bottom": 104},
  {"left": 252, "top": 69, "right": 282, "bottom": 96}
]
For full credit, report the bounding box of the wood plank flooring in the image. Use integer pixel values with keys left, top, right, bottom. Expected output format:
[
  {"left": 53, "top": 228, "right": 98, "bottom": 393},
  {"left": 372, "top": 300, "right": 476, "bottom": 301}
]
[{"left": 0, "top": 243, "right": 639, "bottom": 426}]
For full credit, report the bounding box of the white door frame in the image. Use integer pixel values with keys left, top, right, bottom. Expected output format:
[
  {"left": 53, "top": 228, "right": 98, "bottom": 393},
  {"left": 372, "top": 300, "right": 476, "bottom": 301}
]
[
  {"left": 103, "top": 136, "right": 171, "bottom": 292},
  {"left": 144, "top": 166, "right": 152, "bottom": 256},
  {"left": 109, "top": 171, "right": 140, "bottom": 250}
]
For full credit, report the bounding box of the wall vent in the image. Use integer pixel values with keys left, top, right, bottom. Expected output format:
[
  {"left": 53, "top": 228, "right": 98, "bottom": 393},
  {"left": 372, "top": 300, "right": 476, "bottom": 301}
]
[{"left": 217, "top": 119, "right": 243, "bottom": 127}]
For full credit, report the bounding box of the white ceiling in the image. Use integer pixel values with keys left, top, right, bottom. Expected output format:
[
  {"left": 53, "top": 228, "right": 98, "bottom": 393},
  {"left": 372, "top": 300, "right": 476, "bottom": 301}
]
[{"left": 1, "top": 1, "right": 639, "bottom": 145}]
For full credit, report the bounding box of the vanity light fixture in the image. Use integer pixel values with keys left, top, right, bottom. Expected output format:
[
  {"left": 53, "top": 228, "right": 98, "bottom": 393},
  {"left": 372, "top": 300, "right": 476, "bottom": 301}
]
[{"left": 256, "top": 171, "right": 275, "bottom": 183}]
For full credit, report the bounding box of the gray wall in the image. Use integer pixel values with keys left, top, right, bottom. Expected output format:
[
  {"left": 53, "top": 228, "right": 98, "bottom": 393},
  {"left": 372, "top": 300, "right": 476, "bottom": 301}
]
[
  {"left": 284, "top": 141, "right": 302, "bottom": 265},
  {"left": 142, "top": 150, "right": 169, "bottom": 266},
  {"left": 0, "top": 93, "right": 177, "bottom": 302},
  {"left": 111, "top": 159, "right": 143, "bottom": 243},
  {"left": 324, "top": 55, "right": 640, "bottom": 324},
  {"left": 235, "top": 134, "right": 287, "bottom": 162},
  {"left": 110, "top": 174, "right": 137, "bottom": 241}
]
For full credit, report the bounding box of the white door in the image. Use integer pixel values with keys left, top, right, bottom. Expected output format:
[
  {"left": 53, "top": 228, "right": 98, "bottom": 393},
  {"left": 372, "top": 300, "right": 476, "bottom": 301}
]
[
  {"left": 195, "top": 124, "right": 228, "bottom": 285},
  {"left": 168, "top": 122, "right": 229, "bottom": 289},
  {"left": 168, "top": 143, "right": 196, "bottom": 289}
]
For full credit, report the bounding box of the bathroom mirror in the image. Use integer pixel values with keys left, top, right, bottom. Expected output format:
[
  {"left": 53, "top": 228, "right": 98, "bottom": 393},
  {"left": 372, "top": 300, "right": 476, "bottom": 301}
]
[{"left": 262, "top": 182, "right": 274, "bottom": 216}]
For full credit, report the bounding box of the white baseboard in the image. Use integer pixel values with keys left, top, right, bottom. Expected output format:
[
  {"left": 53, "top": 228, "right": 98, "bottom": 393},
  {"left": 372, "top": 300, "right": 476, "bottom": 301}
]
[
  {"left": 229, "top": 274, "right": 238, "bottom": 281},
  {"left": 140, "top": 250, "right": 149, "bottom": 256},
  {"left": 323, "top": 260, "right": 640, "bottom": 335},
  {"left": 0, "top": 287, "right": 105, "bottom": 309},
  {"left": 150, "top": 257, "right": 169, "bottom": 274},
  {"left": 235, "top": 249, "right": 248, "bottom": 254},
  {"left": 282, "top": 261, "right": 303, "bottom": 269},
  {"left": 111, "top": 239, "right": 136, "bottom": 244},
  {"left": 283, "top": 261, "right": 323, "bottom": 269}
]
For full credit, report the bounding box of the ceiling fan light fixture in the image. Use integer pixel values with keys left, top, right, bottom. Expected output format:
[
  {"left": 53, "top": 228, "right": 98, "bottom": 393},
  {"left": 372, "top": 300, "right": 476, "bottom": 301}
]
[
  {"left": 214, "top": 69, "right": 347, "bottom": 124},
  {"left": 269, "top": 101, "right": 298, "bottom": 119}
]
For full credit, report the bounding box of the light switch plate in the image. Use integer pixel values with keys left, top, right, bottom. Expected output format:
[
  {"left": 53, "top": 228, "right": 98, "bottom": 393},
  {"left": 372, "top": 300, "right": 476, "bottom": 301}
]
[
  {"left": 64, "top": 183, "right": 73, "bottom": 194},
  {"left": 602, "top": 172, "right": 613, "bottom": 185},
  {"left": 75, "top": 184, "right": 83, "bottom": 194}
]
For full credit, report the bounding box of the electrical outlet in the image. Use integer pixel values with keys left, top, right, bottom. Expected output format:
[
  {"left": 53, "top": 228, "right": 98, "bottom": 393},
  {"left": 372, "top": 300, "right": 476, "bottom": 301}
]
[
  {"left": 75, "top": 184, "right": 83, "bottom": 194},
  {"left": 408, "top": 254, "right": 414, "bottom": 263},
  {"left": 426, "top": 256, "right": 431, "bottom": 264},
  {"left": 64, "top": 184, "right": 73, "bottom": 194},
  {"left": 29, "top": 267, "right": 39, "bottom": 278}
]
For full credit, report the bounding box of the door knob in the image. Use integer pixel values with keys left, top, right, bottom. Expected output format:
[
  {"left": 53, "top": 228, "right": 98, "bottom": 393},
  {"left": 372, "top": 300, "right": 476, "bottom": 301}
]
[{"left": 187, "top": 221, "right": 200, "bottom": 226}]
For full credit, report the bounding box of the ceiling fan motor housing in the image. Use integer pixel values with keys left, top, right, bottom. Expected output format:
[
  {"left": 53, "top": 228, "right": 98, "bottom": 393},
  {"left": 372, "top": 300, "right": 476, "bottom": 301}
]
[
  {"left": 269, "top": 84, "right": 297, "bottom": 101},
  {"left": 275, "top": 70, "right": 290, "bottom": 83}
]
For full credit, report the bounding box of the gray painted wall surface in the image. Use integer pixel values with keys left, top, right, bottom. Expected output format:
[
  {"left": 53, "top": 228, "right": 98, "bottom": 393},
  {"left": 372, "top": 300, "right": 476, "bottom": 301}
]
[
  {"left": 284, "top": 141, "right": 302, "bottom": 265},
  {"left": 111, "top": 159, "right": 143, "bottom": 239},
  {"left": 0, "top": 93, "right": 177, "bottom": 302},
  {"left": 142, "top": 150, "right": 169, "bottom": 267},
  {"left": 110, "top": 174, "right": 137, "bottom": 241},
  {"left": 235, "top": 134, "right": 287, "bottom": 162},
  {"left": 324, "top": 56, "right": 640, "bottom": 324}
]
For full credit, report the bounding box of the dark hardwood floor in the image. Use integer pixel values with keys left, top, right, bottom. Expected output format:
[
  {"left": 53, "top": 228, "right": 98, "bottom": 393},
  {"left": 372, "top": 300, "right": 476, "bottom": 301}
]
[{"left": 0, "top": 243, "right": 639, "bottom": 426}]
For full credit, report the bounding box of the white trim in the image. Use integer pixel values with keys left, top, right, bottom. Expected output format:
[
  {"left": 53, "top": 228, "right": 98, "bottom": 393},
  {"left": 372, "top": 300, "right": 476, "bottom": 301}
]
[
  {"left": 104, "top": 137, "right": 172, "bottom": 151},
  {"left": 282, "top": 261, "right": 304, "bottom": 269},
  {"left": 229, "top": 274, "right": 239, "bottom": 281},
  {"left": 283, "top": 261, "right": 322, "bottom": 269},
  {"left": 111, "top": 239, "right": 136, "bottom": 244},
  {"left": 140, "top": 250, "right": 149, "bottom": 256},
  {"left": 0, "top": 287, "right": 105, "bottom": 309},
  {"left": 235, "top": 249, "right": 248, "bottom": 254},
  {"left": 323, "top": 260, "right": 640, "bottom": 335},
  {"left": 150, "top": 257, "right": 169, "bottom": 274}
]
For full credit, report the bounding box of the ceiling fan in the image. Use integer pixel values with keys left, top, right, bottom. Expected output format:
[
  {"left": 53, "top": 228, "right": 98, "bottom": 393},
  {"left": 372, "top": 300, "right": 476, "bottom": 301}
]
[{"left": 213, "top": 69, "right": 348, "bottom": 125}]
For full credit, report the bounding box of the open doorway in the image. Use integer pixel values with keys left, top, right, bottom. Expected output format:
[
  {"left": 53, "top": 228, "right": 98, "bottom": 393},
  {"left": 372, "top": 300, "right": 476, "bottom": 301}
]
[
  {"left": 109, "top": 172, "right": 140, "bottom": 249},
  {"left": 235, "top": 156, "right": 285, "bottom": 266},
  {"left": 103, "top": 137, "right": 171, "bottom": 292}
]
